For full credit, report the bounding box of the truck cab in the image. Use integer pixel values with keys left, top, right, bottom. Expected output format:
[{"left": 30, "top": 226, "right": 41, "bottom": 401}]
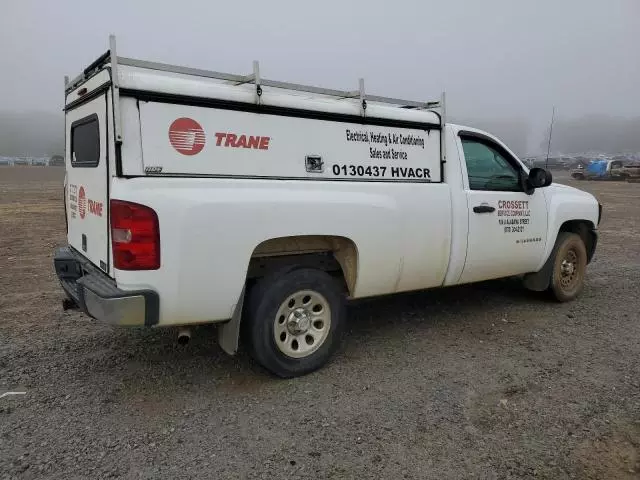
[
  {"left": 54, "top": 37, "right": 601, "bottom": 377},
  {"left": 445, "top": 125, "right": 599, "bottom": 289}
]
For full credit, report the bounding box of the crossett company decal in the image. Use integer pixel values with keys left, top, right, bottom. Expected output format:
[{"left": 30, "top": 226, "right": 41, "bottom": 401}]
[{"left": 497, "top": 199, "right": 530, "bottom": 235}]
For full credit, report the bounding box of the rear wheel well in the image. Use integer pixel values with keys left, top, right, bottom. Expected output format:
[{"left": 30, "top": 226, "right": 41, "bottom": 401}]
[
  {"left": 558, "top": 220, "right": 596, "bottom": 263},
  {"left": 247, "top": 235, "right": 358, "bottom": 296}
]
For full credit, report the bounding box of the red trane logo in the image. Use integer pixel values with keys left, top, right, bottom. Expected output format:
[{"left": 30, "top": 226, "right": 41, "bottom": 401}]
[
  {"left": 77, "top": 186, "right": 103, "bottom": 219},
  {"left": 78, "top": 186, "right": 87, "bottom": 219},
  {"left": 169, "top": 118, "right": 206, "bottom": 155},
  {"left": 214, "top": 132, "right": 270, "bottom": 150}
]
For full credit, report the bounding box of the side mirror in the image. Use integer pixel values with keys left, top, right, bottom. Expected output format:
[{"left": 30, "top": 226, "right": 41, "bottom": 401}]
[{"left": 527, "top": 167, "right": 553, "bottom": 189}]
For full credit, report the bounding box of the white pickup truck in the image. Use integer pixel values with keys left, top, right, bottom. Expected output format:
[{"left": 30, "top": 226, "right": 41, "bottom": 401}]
[{"left": 55, "top": 37, "right": 602, "bottom": 377}]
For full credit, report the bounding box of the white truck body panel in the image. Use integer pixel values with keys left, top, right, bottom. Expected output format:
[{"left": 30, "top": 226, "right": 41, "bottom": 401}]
[
  {"left": 65, "top": 92, "right": 110, "bottom": 271},
  {"left": 118, "top": 97, "right": 146, "bottom": 177},
  {"left": 112, "top": 178, "right": 452, "bottom": 324},
  {"left": 540, "top": 183, "right": 600, "bottom": 269},
  {"left": 461, "top": 186, "right": 548, "bottom": 283},
  {"left": 58, "top": 44, "right": 600, "bottom": 340},
  {"left": 138, "top": 101, "right": 440, "bottom": 182}
]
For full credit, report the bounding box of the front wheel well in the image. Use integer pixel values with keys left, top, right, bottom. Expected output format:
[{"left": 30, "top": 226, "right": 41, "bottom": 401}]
[
  {"left": 558, "top": 220, "right": 596, "bottom": 263},
  {"left": 522, "top": 219, "right": 596, "bottom": 293}
]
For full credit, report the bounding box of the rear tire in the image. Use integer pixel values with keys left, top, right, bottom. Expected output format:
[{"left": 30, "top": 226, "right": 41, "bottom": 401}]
[
  {"left": 549, "top": 232, "right": 587, "bottom": 302},
  {"left": 244, "top": 268, "right": 346, "bottom": 378}
]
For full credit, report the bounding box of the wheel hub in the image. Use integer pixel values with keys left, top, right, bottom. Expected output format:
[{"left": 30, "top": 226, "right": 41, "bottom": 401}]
[
  {"left": 287, "top": 308, "right": 311, "bottom": 335},
  {"left": 561, "top": 259, "right": 575, "bottom": 276},
  {"left": 273, "top": 290, "right": 332, "bottom": 359},
  {"left": 559, "top": 249, "right": 579, "bottom": 287}
]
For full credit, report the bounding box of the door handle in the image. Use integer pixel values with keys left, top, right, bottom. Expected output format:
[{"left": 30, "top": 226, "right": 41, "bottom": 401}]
[{"left": 473, "top": 205, "right": 495, "bottom": 213}]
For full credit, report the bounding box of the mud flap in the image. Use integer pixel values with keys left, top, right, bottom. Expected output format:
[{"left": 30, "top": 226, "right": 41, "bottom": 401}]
[
  {"left": 218, "top": 286, "right": 245, "bottom": 355},
  {"left": 523, "top": 238, "right": 563, "bottom": 292}
]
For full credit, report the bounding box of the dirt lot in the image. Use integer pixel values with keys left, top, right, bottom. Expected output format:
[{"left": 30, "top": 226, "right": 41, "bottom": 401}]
[{"left": 1, "top": 167, "right": 639, "bottom": 479}]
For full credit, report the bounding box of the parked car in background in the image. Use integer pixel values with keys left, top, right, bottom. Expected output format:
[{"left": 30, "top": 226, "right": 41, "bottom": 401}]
[
  {"left": 49, "top": 155, "right": 65, "bottom": 167},
  {"left": 571, "top": 159, "right": 624, "bottom": 180},
  {"left": 618, "top": 163, "right": 640, "bottom": 182}
]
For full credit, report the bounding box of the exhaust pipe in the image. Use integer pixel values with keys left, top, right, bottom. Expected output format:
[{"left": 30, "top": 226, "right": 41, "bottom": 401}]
[
  {"left": 177, "top": 328, "right": 191, "bottom": 346},
  {"left": 62, "top": 298, "right": 78, "bottom": 311}
]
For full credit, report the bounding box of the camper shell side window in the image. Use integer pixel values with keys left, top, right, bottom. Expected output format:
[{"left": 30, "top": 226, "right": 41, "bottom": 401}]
[{"left": 70, "top": 114, "right": 100, "bottom": 168}]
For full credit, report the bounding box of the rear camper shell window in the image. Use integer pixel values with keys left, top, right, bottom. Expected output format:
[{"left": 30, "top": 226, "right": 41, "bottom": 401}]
[{"left": 71, "top": 114, "right": 100, "bottom": 167}]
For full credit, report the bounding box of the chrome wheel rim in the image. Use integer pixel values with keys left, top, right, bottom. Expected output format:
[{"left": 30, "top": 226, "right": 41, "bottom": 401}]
[{"left": 274, "top": 290, "right": 331, "bottom": 358}]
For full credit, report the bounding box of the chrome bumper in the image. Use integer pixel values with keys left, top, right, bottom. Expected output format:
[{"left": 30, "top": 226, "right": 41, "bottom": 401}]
[{"left": 54, "top": 246, "right": 159, "bottom": 326}]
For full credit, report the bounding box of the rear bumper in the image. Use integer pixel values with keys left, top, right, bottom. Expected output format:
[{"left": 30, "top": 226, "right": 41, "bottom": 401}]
[{"left": 54, "top": 246, "right": 159, "bottom": 326}]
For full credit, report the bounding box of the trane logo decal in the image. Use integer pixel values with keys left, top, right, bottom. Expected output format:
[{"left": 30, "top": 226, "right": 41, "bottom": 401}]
[
  {"left": 214, "top": 132, "right": 270, "bottom": 150},
  {"left": 168, "top": 118, "right": 270, "bottom": 154},
  {"left": 77, "top": 186, "right": 103, "bottom": 219},
  {"left": 88, "top": 198, "right": 104, "bottom": 217},
  {"left": 78, "top": 186, "right": 87, "bottom": 219},
  {"left": 169, "top": 118, "right": 206, "bottom": 155}
]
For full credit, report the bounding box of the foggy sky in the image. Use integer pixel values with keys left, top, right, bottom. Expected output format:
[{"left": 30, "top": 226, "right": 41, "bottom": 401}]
[{"left": 1, "top": 0, "right": 638, "bottom": 154}]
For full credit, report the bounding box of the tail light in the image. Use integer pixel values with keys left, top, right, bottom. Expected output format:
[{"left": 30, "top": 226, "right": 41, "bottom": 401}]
[{"left": 110, "top": 200, "right": 160, "bottom": 270}]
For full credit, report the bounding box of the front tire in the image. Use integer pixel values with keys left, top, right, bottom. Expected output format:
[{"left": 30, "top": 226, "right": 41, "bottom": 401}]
[
  {"left": 244, "top": 268, "right": 346, "bottom": 378},
  {"left": 549, "top": 232, "right": 587, "bottom": 302}
]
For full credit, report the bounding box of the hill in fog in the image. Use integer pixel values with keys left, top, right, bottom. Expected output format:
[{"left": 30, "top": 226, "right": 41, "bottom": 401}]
[
  {"left": 541, "top": 115, "right": 640, "bottom": 155},
  {"left": 0, "top": 110, "right": 533, "bottom": 159},
  {"left": 0, "top": 111, "right": 63, "bottom": 157},
  {"left": 1, "top": 110, "right": 638, "bottom": 159}
]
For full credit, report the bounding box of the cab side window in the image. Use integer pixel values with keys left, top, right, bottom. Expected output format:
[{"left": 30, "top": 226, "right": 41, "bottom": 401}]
[{"left": 461, "top": 138, "right": 521, "bottom": 192}]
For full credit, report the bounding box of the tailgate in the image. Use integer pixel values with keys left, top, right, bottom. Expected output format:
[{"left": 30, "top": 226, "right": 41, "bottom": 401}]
[{"left": 65, "top": 93, "right": 110, "bottom": 273}]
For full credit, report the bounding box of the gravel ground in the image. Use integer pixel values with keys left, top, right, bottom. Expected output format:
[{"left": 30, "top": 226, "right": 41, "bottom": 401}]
[{"left": 1, "top": 167, "right": 639, "bottom": 479}]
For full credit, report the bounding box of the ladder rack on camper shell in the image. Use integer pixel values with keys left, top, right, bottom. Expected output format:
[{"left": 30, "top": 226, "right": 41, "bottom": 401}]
[{"left": 64, "top": 35, "right": 447, "bottom": 158}]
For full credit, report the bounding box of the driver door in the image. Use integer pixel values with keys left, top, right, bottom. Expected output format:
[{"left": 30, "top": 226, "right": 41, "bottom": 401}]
[{"left": 458, "top": 134, "right": 548, "bottom": 284}]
